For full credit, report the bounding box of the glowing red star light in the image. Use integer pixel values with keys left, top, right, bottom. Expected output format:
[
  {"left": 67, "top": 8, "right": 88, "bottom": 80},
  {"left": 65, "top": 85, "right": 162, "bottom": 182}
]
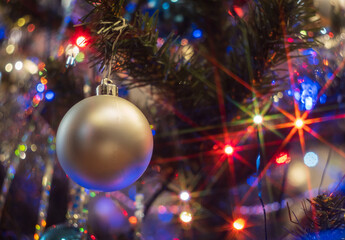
[{"left": 224, "top": 145, "right": 234, "bottom": 155}]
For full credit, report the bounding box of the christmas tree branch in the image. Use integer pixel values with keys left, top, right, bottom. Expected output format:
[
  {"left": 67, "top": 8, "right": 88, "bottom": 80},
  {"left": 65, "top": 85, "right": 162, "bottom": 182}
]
[{"left": 81, "top": 0, "right": 321, "bottom": 104}]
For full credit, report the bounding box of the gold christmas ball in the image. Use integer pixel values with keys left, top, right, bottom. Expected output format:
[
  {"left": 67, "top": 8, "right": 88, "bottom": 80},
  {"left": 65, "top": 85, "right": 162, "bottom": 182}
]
[{"left": 56, "top": 95, "right": 153, "bottom": 192}]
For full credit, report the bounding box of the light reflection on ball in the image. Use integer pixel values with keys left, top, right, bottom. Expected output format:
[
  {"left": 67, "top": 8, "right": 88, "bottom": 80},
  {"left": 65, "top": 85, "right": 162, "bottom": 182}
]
[{"left": 56, "top": 95, "right": 153, "bottom": 192}]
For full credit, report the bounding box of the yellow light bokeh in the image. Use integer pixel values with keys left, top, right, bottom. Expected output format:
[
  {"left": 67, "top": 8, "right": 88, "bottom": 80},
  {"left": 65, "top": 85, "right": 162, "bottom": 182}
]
[
  {"left": 17, "top": 18, "right": 26, "bottom": 27},
  {"left": 6, "top": 44, "right": 15, "bottom": 54},
  {"left": 233, "top": 218, "right": 245, "bottom": 230}
]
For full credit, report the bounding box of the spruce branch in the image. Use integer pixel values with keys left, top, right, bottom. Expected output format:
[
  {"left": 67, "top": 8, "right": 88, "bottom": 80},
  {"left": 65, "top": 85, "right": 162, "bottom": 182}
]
[
  {"left": 80, "top": 0, "right": 321, "bottom": 106},
  {"left": 288, "top": 193, "right": 345, "bottom": 239}
]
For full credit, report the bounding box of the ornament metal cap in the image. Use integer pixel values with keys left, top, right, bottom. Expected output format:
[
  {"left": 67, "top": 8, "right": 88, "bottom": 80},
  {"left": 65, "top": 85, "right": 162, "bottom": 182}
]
[{"left": 96, "top": 78, "right": 118, "bottom": 96}]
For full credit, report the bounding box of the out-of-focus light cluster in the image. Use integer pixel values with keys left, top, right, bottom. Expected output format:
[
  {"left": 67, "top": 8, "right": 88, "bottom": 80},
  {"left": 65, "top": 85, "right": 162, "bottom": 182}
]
[
  {"left": 25, "top": 62, "right": 56, "bottom": 108},
  {"left": 4, "top": 58, "right": 39, "bottom": 76},
  {"left": 24, "top": 60, "right": 38, "bottom": 74},
  {"left": 291, "top": 69, "right": 328, "bottom": 110},
  {"left": 65, "top": 44, "right": 83, "bottom": 67},
  {"left": 235, "top": 199, "right": 293, "bottom": 215},
  {"left": 15, "top": 143, "right": 27, "bottom": 160},
  {"left": 35, "top": 137, "right": 55, "bottom": 238}
]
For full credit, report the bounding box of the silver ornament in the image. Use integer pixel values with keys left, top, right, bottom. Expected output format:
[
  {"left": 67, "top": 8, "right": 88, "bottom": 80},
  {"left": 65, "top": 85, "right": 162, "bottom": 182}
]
[{"left": 56, "top": 79, "right": 153, "bottom": 192}]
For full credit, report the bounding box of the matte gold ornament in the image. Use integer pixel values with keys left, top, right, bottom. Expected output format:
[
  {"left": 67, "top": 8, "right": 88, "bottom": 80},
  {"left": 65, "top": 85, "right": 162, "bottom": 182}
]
[{"left": 56, "top": 79, "right": 153, "bottom": 192}]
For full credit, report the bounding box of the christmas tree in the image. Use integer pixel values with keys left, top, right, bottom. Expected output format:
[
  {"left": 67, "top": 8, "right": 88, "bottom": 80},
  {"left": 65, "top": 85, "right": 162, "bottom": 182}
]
[{"left": 0, "top": 0, "right": 345, "bottom": 239}]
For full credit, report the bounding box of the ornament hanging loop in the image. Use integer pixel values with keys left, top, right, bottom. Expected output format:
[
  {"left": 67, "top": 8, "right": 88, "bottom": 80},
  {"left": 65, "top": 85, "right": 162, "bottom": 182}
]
[{"left": 96, "top": 78, "right": 118, "bottom": 96}]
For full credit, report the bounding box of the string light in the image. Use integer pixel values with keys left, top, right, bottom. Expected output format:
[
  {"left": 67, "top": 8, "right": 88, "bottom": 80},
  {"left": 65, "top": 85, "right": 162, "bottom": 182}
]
[
  {"left": 253, "top": 115, "right": 263, "bottom": 124},
  {"left": 233, "top": 218, "right": 245, "bottom": 230},
  {"left": 5, "top": 63, "right": 13, "bottom": 72},
  {"left": 129, "top": 216, "right": 138, "bottom": 224},
  {"left": 27, "top": 24, "right": 35, "bottom": 32},
  {"left": 76, "top": 36, "right": 87, "bottom": 48},
  {"left": 45, "top": 91, "right": 55, "bottom": 101},
  {"left": 17, "top": 18, "right": 26, "bottom": 27},
  {"left": 36, "top": 83, "right": 45, "bottom": 93},
  {"left": 6, "top": 44, "right": 15, "bottom": 54},
  {"left": 162, "top": 2, "right": 170, "bottom": 9},
  {"left": 180, "top": 211, "right": 192, "bottom": 223},
  {"left": 295, "top": 119, "right": 304, "bottom": 129},
  {"left": 15, "top": 61, "right": 23, "bottom": 70},
  {"left": 179, "top": 191, "right": 190, "bottom": 201},
  {"left": 192, "top": 29, "right": 202, "bottom": 38},
  {"left": 275, "top": 152, "right": 290, "bottom": 165},
  {"left": 224, "top": 145, "right": 234, "bottom": 155}
]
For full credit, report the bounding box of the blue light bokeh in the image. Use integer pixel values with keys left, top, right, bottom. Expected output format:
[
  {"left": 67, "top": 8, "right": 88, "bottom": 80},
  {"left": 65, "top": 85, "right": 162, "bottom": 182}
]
[
  {"left": 304, "top": 152, "right": 318, "bottom": 167},
  {"left": 45, "top": 91, "right": 55, "bottom": 101}
]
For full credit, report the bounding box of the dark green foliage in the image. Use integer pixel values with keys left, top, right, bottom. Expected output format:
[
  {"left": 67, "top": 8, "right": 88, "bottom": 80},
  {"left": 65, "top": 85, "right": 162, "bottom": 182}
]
[
  {"left": 80, "top": 0, "right": 321, "bottom": 104},
  {"left": 81, "top": 0, "right": 210, "bottom": 101},
  {"left": 311, "top": 194, "right": 345, "bottom": 231},
  {"left": 289, "top": 193, "right": 345, "bottom": 239}
]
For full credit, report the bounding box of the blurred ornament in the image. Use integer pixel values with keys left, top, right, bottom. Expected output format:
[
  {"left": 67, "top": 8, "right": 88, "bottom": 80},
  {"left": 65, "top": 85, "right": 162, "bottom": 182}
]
[
  {"left": 56, "top": 79, "right": 153, "bottom": 192},
  {"left": 88, "top": 196, "right": 129, "bottom": 233},
  {"left": 40, "top": 224, "right": 93, "bottom": 240}
]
